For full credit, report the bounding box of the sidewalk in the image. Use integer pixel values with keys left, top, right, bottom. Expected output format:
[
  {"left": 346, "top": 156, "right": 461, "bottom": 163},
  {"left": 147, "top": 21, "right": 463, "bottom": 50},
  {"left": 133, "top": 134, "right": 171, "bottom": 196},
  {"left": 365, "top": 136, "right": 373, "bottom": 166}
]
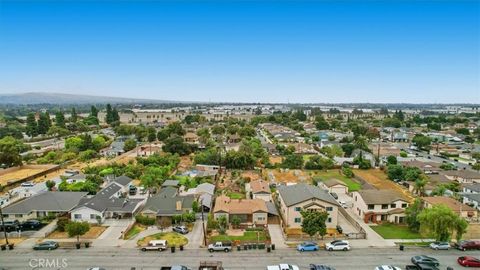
[
  {"left": 344, "top": 208, "right": 395, "bottom": 247},
  {"left": 17, "top": 220, "right": 58, "bottom": 249}
]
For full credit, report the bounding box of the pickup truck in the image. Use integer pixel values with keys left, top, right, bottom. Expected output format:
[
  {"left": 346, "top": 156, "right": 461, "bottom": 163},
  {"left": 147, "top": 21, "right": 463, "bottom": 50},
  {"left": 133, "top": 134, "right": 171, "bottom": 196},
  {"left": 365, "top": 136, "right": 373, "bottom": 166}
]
[
  {"left": 160, "top": 266, "right": 191, "bottom": 270},
  {"left": 267, "top": 264, "right": 300, "bottom": 270},
  {"left": 199, "top": 261, "right": 224, "bottom": 270},
  {"left": 207, "top": 242, "right": 232, "bottom": 253},
  {"left": 140, "top": 240, "right": 168, "bottom": 252}
]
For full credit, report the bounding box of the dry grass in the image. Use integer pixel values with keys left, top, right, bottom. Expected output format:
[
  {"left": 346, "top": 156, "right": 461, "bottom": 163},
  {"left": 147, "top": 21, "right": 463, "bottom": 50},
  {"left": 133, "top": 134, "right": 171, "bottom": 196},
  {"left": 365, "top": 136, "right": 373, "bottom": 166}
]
[
  {"left": 241, "top": 170, "right": 262, "bottom": 181},
  {"left": 269, "top": 156, "right": 283, "bottom": 165},
  {"left": 46, "top": 226, "right": 107, "bottom": 239},
  {"left": 178, "top": 155, "right": 193, "bottom": 172},
  {"left": 268, "top": 169, "right": 309, "bottom": 183},
  {"left": 0, "top": 238, "right": 25, "bottom": 245},
  {"left": 0, "top": 165, "right": 58, "bottom": 186},
  {"left": 353, "top": 169, "right": 413, "bottom": 201}
]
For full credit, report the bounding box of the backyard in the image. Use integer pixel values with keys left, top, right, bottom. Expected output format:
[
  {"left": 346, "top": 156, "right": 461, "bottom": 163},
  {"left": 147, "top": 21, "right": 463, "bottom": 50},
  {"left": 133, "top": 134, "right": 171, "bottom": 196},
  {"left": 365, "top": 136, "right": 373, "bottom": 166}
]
[
  {"left": 137, "top": 232, "right": 188, "bottom": 247},
  {"left": 370, "top": 223, "right": 422, "bottom": 239},
  {"left": 313, "top": 170, "right": 362, "bottom": 192}
]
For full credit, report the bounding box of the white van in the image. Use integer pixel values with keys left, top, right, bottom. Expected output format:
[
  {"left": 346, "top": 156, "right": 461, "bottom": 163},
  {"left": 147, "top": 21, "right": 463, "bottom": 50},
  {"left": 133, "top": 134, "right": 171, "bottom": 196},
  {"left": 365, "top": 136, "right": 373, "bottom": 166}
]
[{"left": 140, "top": 240, "right": 168, "bottom": 251}]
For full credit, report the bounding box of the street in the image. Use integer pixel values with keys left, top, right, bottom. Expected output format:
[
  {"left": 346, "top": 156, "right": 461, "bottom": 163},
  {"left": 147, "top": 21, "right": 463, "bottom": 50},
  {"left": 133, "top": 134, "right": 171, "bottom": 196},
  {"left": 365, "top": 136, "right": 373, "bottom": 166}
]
[{"left": 1, "top": 246, "right": 477, "bottom": 270}]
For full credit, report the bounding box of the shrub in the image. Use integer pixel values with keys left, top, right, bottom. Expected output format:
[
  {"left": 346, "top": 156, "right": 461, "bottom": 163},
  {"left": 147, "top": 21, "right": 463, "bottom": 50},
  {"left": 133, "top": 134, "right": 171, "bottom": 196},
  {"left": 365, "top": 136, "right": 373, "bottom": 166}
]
[
  {"left": 342, "top": 166, "right": 354, "bottom": 178},
  {"left": 57, "top": 218, "right": 71, "bottom": 232},
  {"left": 135, "top": 215, "right": 156, "bottom": 226}
]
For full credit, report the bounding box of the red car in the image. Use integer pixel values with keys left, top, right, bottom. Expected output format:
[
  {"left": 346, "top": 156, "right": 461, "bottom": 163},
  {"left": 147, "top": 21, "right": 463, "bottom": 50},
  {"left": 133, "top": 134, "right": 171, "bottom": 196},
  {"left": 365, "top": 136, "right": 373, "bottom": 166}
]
[{"left": 458, "top": 256, "right": 480, "bottom": 267}]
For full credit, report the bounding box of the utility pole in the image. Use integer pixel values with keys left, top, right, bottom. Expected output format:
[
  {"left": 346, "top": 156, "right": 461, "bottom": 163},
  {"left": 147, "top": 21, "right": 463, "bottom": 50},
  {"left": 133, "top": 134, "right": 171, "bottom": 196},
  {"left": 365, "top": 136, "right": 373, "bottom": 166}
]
[{"left": 0, "top": 206, "right": 9, "bottom": 245}]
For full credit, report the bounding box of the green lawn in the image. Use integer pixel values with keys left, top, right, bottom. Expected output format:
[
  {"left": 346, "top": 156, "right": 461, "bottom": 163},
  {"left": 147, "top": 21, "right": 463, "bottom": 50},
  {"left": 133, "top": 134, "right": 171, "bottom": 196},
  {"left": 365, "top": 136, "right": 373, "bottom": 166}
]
[
  {"left": 226, "top": 191, "right": 246, "bottom": 199},
  {"left": 210, "top": 231, "right": 267, "bottom": 242},
  {"left": 124, "top": 224, "right": 145, "bottom": 240},
  {"left": 370, "top": 224, "right": 422, "bottom": 239},
  {"left": 313, "top": 170, "right": 362, "bottom": 192}
]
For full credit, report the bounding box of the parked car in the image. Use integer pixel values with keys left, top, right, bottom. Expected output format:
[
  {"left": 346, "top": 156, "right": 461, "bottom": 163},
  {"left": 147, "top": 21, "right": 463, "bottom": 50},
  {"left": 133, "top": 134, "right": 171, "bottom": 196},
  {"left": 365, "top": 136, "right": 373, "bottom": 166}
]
[
  {"left": 33, "top": 241, "right": 59, "bottom": 250},
  {"left": 325, "top": 240, "right": 350, "bottom": 251},
  {"left": 296, "top": 241, "right": 319, "bottom": 252},
  {"left": 329, "top": 192, "right": 338, "bottom": 200},
  {"left": 405, "top": 265, "right": 439, "bottom": 270},
  {"left": 375, "top": 266, "right": 401, "bottom": 270},
  {"left": 457, "top": 256, "right": 480, "bottom": 267},
  {"left": 160, "top": 266, "right": 191, "bottom": 270},
  {"left": 267, "top": 264, "right": 300, "bottom": 270},
  {"left": 309, "top": 264, "right": 335, "bottom": 270},
  {"left": 21, "top": 181, "right": 34, "bottom": 187},
  {"left": 208, "top": 242, "right": 232, "bottom": 253},
  {"left": 172, "top": 225, "right": 189, "bottom": 234},
  {"left": 336, "top": 225, "right": 343, "bottom": 234},
  {"left": 338, "top": 200, "right": 348, "bottom": 208},
  {"left": 411, "top": 256, "right": 440, "bottom": 267},
  {"left": 429, "top": 242, "right": 450, "bottom": 250},
  {"left": 0, "top": 220, "right": 20, "bottom": 232},
  {"left": 21, "top": 219, "right": 42, "bottom": 230},
  {"left": 454, "top": 240, "right": 480, "bottom": 251},
  {"left": 140, "top": 240, "right": 168, "bottom": 251}
]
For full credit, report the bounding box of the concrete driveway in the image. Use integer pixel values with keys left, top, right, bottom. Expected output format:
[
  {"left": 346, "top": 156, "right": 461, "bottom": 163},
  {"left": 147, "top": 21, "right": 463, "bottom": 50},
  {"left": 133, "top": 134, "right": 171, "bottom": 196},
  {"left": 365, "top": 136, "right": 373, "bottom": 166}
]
[
  {"left": 186, "top": 220, "right": 206, "bottom": 248},
  {"left": 94, "top": 219, "right": 133, "bottom": 246},
  {"left": 267, "top": 224, "right": 287, "bottom": 249}
]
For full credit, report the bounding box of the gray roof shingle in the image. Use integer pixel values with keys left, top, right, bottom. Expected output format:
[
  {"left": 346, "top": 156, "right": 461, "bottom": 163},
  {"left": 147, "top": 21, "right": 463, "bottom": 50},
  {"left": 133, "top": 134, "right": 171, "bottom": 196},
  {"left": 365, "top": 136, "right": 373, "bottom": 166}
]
[
  {"left": 277, "top": 184, "right": 338, "bottom": 207},
  {"left": 3, "top": 191, "right": 88, "bottom": 214}
]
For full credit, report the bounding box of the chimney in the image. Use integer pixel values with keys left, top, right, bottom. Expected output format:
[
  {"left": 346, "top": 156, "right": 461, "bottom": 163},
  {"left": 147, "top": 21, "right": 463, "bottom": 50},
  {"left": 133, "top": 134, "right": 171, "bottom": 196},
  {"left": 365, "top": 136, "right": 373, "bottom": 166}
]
[{"left": 176, "top": 200, "right": 182, "bottom": 211}]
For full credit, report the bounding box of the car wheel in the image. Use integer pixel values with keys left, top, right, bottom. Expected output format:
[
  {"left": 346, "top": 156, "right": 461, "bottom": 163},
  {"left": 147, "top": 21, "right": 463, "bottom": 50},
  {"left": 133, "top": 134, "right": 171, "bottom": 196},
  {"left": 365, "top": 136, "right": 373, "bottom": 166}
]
[
  {"left": 435, "top": 247, "right": 438, "bottom": 250},
  {"left": 209, "top": 249, "right": 213, "bottom": 253},
  {"left": 300, "top": 248, "right": 304, "bottom": 252},
  {"left": 343, "top": 247, "right": 348, "bottom": 251},
  {"left": 328, "top": 248, "right": 333, "bottom": 251},
  {"left": 48, "top": 247, "right": 52, "bottom": 251},
  {"left": 141, "top": 248, "right": 146, "bottom": 251},
  {"left": 224, "top": 248, "right": 229, "bottom": 252}
]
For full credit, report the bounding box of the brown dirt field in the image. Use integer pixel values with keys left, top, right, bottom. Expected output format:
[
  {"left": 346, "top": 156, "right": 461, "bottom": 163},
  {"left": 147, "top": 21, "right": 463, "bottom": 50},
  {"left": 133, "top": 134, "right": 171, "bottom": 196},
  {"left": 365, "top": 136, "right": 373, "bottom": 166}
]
[
  {"left": 353, "top": 169, "right": 414, "bottom": 201},
  {"left": 0, "top": 238, "right": 25, "bottom": 245},
  {"left": 46, "top": 226, "right": 107, "bottom": 239},
  {"left": 268, "top": 169, "right": 310, "bottom": 183},
  {"left": 178, "top": 155, "right": 193, "bottom": 172},
  {"left": 241, "top": 170, "right": 262, "bottom": 181},
  {"left": 269, "top": 156, "right": 282, "bottom": 164},
  {"left": 0, "top": 165, "right": 60, "bottom": 186}
]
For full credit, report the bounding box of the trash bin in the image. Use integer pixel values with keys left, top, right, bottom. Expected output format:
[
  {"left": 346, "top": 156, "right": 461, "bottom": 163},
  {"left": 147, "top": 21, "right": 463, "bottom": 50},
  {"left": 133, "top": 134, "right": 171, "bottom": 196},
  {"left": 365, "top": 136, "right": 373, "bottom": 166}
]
[
  {"left": 244, "top": 244, "right": 247, "bottom": 250},
  {"left": 180, "top": 245, "right": 184, "bottom": 251},
  {"left": 271, "top": 244, "right": 275, "bottom": 250},
  {"left": 0, "top": 245, "right": 6, "bottom": 251},
  {"left": 267, "top": 246, "right": 271, "bottom": 253},
  {"left": 8, "top": 244, "right": 14, "bottom": 250},
  {"left": 171, "top": 246, "right": 175, "bottom": 253},
  {"left": 399, "top": 244, "right": 404, "bottom": 251},
  {"left": 76, "top": 243, "right": 81, "bottom": 249},
  {"left": 85, "top": 242, "right": 90, "bottom": 248},
  {"left": 253, "top": 244, "right": 257, "bottom": 249},
  {"left": 237, "top": 245, "right": 241, "bottom": 251},
  {"left": 248, "top": 244, "right": 252, "bottom": 249}
]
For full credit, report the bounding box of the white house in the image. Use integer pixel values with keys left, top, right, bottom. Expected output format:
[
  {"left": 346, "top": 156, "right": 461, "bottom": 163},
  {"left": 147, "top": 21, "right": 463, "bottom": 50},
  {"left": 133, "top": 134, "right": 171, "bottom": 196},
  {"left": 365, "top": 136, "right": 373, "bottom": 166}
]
[
  {"left": 319, "top": 179, "right": 348, "bottom": 194},
  {"left": 352, "top": 190, "right": 410, "bottom": 224}
]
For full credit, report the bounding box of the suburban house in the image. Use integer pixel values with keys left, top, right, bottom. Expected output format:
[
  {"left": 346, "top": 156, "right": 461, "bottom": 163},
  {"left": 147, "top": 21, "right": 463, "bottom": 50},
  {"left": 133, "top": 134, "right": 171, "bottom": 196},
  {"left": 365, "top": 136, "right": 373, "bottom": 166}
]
[
  {"left": 319, "top": 179, "right": 348, "bottom": 194},
  {"left": 422, "top": 196, "right": 478, "bottom": 219},
  {"left": 140, "top": 186, "right": 195, "bottom": 226},
  {"left": 213, "top": 195, "right": 279, "bottom": 225},
  {"left": 184, "top": 132, "right": 199, "bottom": 144},
  {"left": 352, "top": 190, "right": 410, "bottom": 224},
  {"left": 463, "top": 183, "right": 480, "bottom": 194},
  {"left": 181, "top": 182, "right": 215, "bottom": 212},
  {"left": 2, "top": 191, "right": 88, "bottom": 222},
  {"left": 162, "top": 180, "right": 180, "bottom": 188},
  {"left": 277, "top": 184, "right": 339, "bottom": 229},
  {"left": 70, "top": 180, "right": 143, "bottom": 223},
  {"left": 442, "top": 170, "right": 480, "bottom": 184},
  {"left": 400, "top": 160, "right": 441, "bottom": 175},
  {"left": 248, "top": 180, "right": 272, "bottom": 201}
]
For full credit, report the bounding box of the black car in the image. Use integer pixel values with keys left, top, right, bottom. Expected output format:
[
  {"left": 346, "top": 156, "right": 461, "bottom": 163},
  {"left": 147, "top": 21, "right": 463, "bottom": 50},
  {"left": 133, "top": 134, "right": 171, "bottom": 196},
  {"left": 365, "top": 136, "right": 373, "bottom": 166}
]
[
  {"left": 0, "top": 220, "right": 20, "bottom": 232},
  {"left": 329, "top": 192, "right": 338, "bottom": 200},
  {"left": 21, "top": 219, "right": 42, "bottom": 230},
  {"left": 336, "top": 225, "right": 343, "bottom": 234},
  {"left": 310, "top": 264, "right": 336, "bottom": 270}
]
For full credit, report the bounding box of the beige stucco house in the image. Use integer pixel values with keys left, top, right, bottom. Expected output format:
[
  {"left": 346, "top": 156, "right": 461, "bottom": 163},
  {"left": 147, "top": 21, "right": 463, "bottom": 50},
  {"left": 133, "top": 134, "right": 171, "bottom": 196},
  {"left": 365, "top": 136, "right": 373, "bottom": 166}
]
[{"left": 352, "top": 190, "right": 410, "bottom": 224}]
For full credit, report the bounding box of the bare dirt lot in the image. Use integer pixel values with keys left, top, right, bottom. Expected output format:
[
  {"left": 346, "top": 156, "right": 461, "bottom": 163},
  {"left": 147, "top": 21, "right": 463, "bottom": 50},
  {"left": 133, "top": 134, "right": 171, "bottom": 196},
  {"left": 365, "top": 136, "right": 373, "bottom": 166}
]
[
  {"left": 46, "top": 226, "right": 107, "bottom": 239},
  {"left": 353, "top": 169, "right": 414, "bottom": 201},
  {"left": 0, "top": 164, "right": 59, "bottom": 186},
  {"left": 267, "top": 169, "right": 310, "bottom": 184}
]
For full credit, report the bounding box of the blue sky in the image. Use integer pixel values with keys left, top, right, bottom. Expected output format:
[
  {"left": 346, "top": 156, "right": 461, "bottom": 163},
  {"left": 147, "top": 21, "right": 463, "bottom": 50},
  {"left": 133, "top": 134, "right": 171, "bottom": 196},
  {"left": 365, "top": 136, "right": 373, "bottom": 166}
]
[{"left": 0, "top": 1, "right": 478, "bottom": 103}]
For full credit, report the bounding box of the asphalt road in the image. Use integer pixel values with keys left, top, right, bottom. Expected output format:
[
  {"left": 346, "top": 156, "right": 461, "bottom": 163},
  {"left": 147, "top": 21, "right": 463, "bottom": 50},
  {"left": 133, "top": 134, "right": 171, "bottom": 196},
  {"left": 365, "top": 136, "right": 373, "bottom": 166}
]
[{"left": 1, "top": 246, "right": 478, "bottom": 270}]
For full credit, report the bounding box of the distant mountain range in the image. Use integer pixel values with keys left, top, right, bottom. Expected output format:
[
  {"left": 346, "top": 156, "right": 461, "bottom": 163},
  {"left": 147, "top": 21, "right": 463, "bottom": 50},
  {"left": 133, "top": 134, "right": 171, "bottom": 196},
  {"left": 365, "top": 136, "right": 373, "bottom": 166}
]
[{"left": 0, "top": 92, "right": 178, "bottom": 105}]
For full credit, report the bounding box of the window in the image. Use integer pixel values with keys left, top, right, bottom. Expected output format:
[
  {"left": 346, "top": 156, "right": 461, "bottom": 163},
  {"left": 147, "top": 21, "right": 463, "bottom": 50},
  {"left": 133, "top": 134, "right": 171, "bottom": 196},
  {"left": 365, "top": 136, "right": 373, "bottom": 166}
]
[
  {"left": 294, "top": 218, "right": 301, "bottom": 223},
  {"left": 327, "top": 218, "right": 332, "bottom": 223},
  {"left": 90, "top": 214, "right": 97, "bottom": 219},
  {"left": 326, "top": 207, "right": 333, "bottom": 211},
  {"left": 74, "top": 214, "right": 82, "bottom": 219},
  {"left": 381, "top": 204, "right": 388, "bottom": 209},
  {"left": 15, "top": 214, "right": 23, "bottom": 218},
  {"left": 368, "top": 204, "right": 374, "bottom": 210},
  {"left": 402, "top": 203, "right": 408, "bottom": 208},
  {"left": 390, "top": 204, "right": 396, "bottom": 208},
  {"left": 294, "top": 207, "right": 301, "bottom": 212}
]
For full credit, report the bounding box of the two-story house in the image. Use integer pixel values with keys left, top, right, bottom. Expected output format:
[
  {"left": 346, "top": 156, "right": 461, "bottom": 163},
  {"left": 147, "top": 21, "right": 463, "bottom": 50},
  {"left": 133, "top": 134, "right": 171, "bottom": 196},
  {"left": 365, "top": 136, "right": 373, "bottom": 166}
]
[
  {"left": 352, "top": 190, "right": 410, "bottom": 224},
  {"left": 248, "top": 180, "right": 272, "bottom": 201},
  {"left": 277, "top": 184, "right": 339, "bottom": 229}
]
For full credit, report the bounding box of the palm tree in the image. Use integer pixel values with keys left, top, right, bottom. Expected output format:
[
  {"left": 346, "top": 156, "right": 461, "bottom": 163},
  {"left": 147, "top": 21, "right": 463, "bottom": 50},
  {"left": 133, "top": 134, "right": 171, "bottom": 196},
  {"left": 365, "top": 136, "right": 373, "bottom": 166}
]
[{"left": 413, "top": 177, "right": 427, "bottom": 196}]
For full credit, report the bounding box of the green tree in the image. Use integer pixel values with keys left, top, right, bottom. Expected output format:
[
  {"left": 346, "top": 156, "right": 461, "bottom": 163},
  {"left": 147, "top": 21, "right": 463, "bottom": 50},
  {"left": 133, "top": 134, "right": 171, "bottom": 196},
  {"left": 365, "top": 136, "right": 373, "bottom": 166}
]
[
  {"left": 342, "top": 166, "right": 354, "bottom": 178},
  {"left": 405, "top": 198, "right": 422, "bottom": 232},
  {"left": 47, "top": 126, "right": 70, "bottom": 138},
  {"left": 55, "top": 111, "right": 66, "bottom": 128},
  {"left": 162, "top": 135, "right": 193, "bottom": 155},
  {"left": 412, "top": 134, "right": 432, "bottom": 150},
  {"left": 216, "top": 215, "right": 228, "bottom": 234},
  {"left": 45, "top": 180, "right": 56, "bottom": 191},
  {"left": 70, "top": 107, "right": 78, "bottom": 123},
  {"left": 26, "top": 112, "right": 38, "bottom": 137},
  {"left": 0, "top": 136, "right": 24, "bottom": 167},
  {"left": 123, "top": 138, "right": 137, "bottom": 152},
  {"left": 157, "top": 129, "right": 169, "bottom": 141},
  {"left": 281, "top": 154, "right": 304, "bottom": 169},
  {"left": 315, "top": 116, "right": 330, "bottom": 130},
  {"left": 300, "top": 210, "right": 329, "bottom": 239},
  {"left": 65, "top": 221, "right": 90, "bottom": 245},
  {"left": 105, "top": 104, "right": 114, "bottom": 124},
  {"left": 230, "top": 215, "right": 241, "bottom": 228},
  {"left": 211, "top": 125, "right": 226, "bottom": 135},
  {"left": 417, "top": 205, "right": 468, "bottom": 242},
  {"left": 387, "top": 164, "right": 404, "bottom": 180},
  {"left": 37, "top": 112, "right": 51, "bottom": 135},
  {"left": 386, "top": 155, "right": 397, "bottom": 165}
]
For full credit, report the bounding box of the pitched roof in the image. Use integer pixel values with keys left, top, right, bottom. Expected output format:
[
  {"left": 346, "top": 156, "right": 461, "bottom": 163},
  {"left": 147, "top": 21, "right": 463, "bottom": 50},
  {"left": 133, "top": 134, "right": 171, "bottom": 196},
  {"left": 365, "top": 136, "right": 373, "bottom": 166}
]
[
  {"left": 443, "top": 170, "right": 480, "bottom": 179},
  {"left": 162, "top": 180, "right": 180, "bottom": 187},
  {"left": 277, "top": 183, "right": 338, "bottom": 207},
  {"left": 142, "top": 187, "right": 194, "bottom": 216},
  {"left": 423, "top": 196, "right": 476, "bottom": 212},
  {"left": 213, "top": 195, "right": 269, "bottom": 214},
  {"left": 250, "top": 180, "right": 271, "bottom": 194},
  {"left": 74, "top": 182, "right": 140, "bottom": 213},
  {"left": 356, "top": 190, "right": 409, "bottom": 205},
  {"left": 323, "top": 179, "right": 347, "bottom": 188},
  {"left": 114, "top": 175, "right": 133, "bottom": 187},
  {"left": 464, "top": 183, "right": 480, "bottom": 193},
  {"left": 3, "top": 191, "right": 88, "bottom": 214},
  {"left": 196, "top": 183, "right": 215, "bottom": 195},
  {"left": 461, "top": 193, "right": 480, "bottom": 203}
]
